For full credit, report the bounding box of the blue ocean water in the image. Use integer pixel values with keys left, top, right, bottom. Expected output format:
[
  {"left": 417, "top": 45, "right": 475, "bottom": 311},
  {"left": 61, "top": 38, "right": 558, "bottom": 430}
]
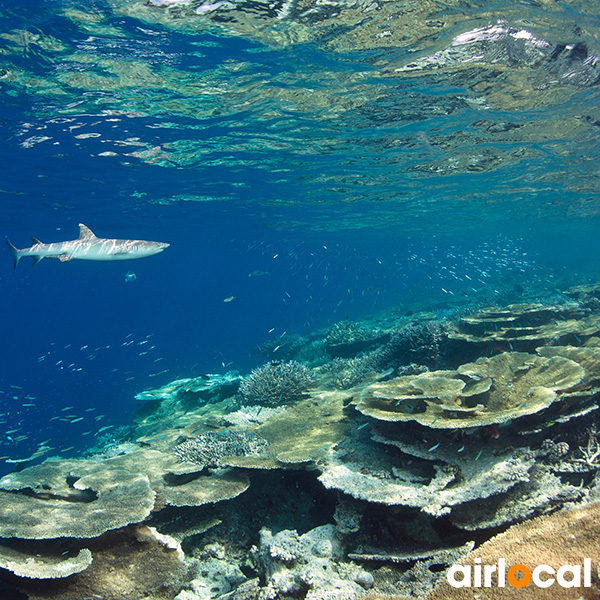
[{"left": 1, "top": 0, "right": 599, "bottom": 475}]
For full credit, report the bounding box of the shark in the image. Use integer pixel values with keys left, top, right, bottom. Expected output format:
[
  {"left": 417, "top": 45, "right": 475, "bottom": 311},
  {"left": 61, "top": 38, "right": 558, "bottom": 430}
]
[{"left": 6, "top": 224, "right": 169, "bottom": 270}]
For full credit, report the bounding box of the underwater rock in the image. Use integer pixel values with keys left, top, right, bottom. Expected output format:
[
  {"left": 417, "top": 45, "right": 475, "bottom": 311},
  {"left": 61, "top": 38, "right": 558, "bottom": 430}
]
[
  {"left": 239, "top": 360, "right": 316, "bottom": 406},
  {"left": 254, "top": 524, "right": 372, "bottom": 600}
]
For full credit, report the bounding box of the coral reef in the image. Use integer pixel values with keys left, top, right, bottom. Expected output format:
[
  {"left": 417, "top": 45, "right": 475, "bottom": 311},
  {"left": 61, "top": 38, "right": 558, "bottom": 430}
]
[
  {"left": 11, "top": 527, "right": 188, "bottom": 600},
  {"left": 324, "top": 321, "right": 389, "bottom": 358},
  {"left": 174, "top": 430, "right": 269, "bottom": 467},
  {"left": 384, "top": 321, "right": 448, "bottom": 369},
  {"left": 0, "top": 545, "right": 92, "bottom": 579},
  {"left": 317, "top": 431, "right": 545, "bottom": 518},
  {"left": 322, "top": 353, "right": 384, "bottom": 390},
  {"left": 256, "top": 334, "right": 314, "bottom": 363},
  {"left": 176, "top": 541, "right": 247, "bottom": 600},
  {"left": 3, "top": 285, "right": 600, "bottom": 599},
  {"left": 134, "top": 372, "right": 242, "bottom": 433},
  {"left": 357, "top": 351, "right": 584, "bottom": 429},
  {"left": 0, "top": 458, "right": 156, "bottom": 539},
  {"left": 351, "top": 542, "right": 475, "bottom": 599},
  {"left": 427, "top": 502, "right": 600, "bottom": 600},
  {"left": 253, "top": 524, "right": 373, "bottom": 600},
  {"left": 239, "top": 361, "right": 316, "bottom": 406},
  {"left": 447, "top": 301, "right": 600, "bottom": 361}
]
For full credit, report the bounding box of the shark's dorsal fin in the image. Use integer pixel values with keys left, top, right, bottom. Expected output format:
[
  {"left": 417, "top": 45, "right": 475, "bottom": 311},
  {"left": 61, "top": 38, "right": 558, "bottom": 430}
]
[
  {"left": 31, "top": 237, "right": 42, "bottom": 245},
  {"left": 78, "top": 224, "right": 97, "bottom": 240}
]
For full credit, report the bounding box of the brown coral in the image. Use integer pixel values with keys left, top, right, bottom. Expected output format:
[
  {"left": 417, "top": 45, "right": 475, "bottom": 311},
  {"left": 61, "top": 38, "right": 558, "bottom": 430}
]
[{"left": 427, "top": 502, "right": 600, "bottom": 600}]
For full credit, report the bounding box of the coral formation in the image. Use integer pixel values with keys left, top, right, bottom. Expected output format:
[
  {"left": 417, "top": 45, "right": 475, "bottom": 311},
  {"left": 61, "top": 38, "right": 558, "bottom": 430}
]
[
  {"left": 357, "top": 351, "right": 584, "bottom": 429},
  {"left": 317, "top": 433, "right": 541, "bottom": 518},
  {"left": 385, "top": 320, "right": 448, "bottom": 369},
  {"left": 175, "top": 541, "right": 247, "bottom": 600},
  {"left": 3, "top": 286, "right": 600, "bottom": 599},
  {"left": 428, "top": 502, "right": 600, "bottom": 600},
  {"left": 324, "top": 321, "right": 389, "bottom": 358},
  {"left": 0, "top": 458, "right": 156, "bottom": 539},
  {"left": 322, "top": 354, "right": 383, "bottom": 390},
  {"left": 253, "top": 524, "right": 373, "bottom": 600},
  {"left": 11, "top": 527, "right": 188, "bottom": 600},
  {"left": 0, "top": 545, "right": 92, "bottom": 579},
  {"left": 239, "top": 360, "right": 316, "bottom": 406},
  {"left": 135, "top": 372, "right": 241, "bottom": 407},
  {"left": 0, "top": 444, "right": 250, "bottom": 542},
  {"left": 211, "top": 391, "right": 349, "bottom": 469},
  {"left": 134, "top": 372, "right": 242, "bottom": 433},
  {"left": 448, "top": 302, "right": 600, "bottom": 359},
  {"left": 174, "top": 430, "right": 269, "bottom": 467}
]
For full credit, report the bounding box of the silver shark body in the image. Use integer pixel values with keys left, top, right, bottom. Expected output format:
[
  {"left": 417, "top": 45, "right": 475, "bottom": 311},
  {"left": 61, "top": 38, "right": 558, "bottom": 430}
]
[{"left": 6, "top": 224, "right": 169, "bottom": 269}]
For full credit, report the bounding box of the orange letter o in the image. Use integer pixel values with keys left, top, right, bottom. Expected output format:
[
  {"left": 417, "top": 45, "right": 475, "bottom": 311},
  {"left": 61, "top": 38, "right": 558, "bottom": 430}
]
[{"left": 507, "top": 565, "right": 531, "bottom": 588}]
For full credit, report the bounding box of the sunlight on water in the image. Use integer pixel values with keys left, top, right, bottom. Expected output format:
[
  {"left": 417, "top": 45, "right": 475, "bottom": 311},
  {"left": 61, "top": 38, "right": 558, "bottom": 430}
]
[{"left": 0, "top": 0, "right": 598, "bottom": 231}]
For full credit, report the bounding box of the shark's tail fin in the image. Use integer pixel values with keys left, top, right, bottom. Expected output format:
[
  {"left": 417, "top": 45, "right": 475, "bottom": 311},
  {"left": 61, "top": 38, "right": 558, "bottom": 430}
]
[{"left": 5, "top": 237, "right": 21, "bottom": 270}]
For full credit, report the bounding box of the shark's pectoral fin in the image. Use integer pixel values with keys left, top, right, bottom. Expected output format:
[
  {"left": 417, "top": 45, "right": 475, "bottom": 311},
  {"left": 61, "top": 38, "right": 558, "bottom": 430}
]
[
  {"left": 78, "top": 224, "right": 97, "bottom": 240},
  {"left": 32, "top": 256, "right": 43, "bottom": 266},
  {"left": 58, "top": 254, "right": 73, "bottom": 262}
]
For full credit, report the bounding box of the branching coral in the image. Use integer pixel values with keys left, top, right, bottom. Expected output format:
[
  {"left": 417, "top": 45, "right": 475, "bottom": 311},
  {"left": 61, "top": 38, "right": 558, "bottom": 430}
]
[
  {"left": 239, "top": 360, "right": 315, "bottom": 406},
  {"left": 174, "top": 430, "right": 268, "bottom": 467},
  {"left": 323, "top": 354, "right": 382, "bottom": 389},
  {"left": 324, "top": 321, "right": 388, "bottom": 358},
  {"left": 574, "top": 433, "right": 600, "bottom": 469},
  {"left": 384, "top": 320, "right": 448, "bottom": 369}
]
